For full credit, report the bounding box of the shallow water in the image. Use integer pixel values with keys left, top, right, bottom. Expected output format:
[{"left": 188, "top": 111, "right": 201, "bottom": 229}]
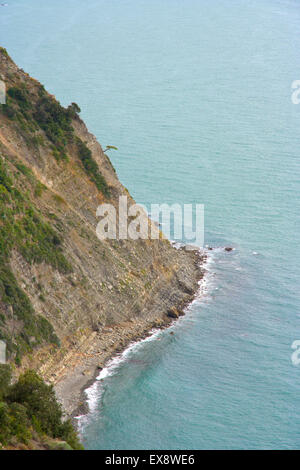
[{"left": 1, "top": 0, "right": 300, "bottom": 449}]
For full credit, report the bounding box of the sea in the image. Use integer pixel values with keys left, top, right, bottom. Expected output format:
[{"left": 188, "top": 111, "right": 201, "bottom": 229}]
[{"left": 1, "top": 0, "right": 299, "bottom": 449}]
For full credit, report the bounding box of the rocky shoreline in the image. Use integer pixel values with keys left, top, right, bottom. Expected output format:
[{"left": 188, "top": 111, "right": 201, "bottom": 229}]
[
  {"left": 54, "top": 249, "right": 206, "bottom": 426},
  {"left": 0, "top": 49, "right": 209, "bottom": 445}
]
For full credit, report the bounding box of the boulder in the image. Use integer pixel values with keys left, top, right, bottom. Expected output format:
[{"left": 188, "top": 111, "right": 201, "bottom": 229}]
[{"left": 167, "top": 307, "right": 179, "bottom": 319}]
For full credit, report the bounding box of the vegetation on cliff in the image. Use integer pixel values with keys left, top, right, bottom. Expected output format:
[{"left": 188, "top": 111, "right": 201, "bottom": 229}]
[
  {"left": 1, "top": 77, "right": 110, "bottom": 195},
  {"left": 0, "top": 47, "right": 201, "bottom": 450},
  {"left": 0, "top": 365, "right": 83, "bottom": 450},
  {"left": 0, "top": 47, "right": 109, "bottom": 196},
  {"left": 0, "top": 48, "right": 110, "bottom": 362},
  {"left": 0, "top": 48, "right": 114, "bottom": 449},
  {"left": 0, "top": 157, "right": 66, "bottom": 361},
  {"left": 76, "top": 137, "right": 110, "bottom": 196}
]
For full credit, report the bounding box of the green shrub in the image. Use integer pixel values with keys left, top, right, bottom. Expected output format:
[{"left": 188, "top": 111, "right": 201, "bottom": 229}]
[
  {"left": 0, "top": 264, "right": 60, "bottom": 356},
  {"left": 67, "top": 102, "right": 81, "bottom": 118},
  {"left": 15, "top": 162, "right": 33, "bottom": 179},
  {"left": 0, "top": 47, "right": 9, "bottom": 57},
  {"left": 1, "top": 104, "right": 16, "bottom": 119},
  {"left": 7, "top": 402, "right": 31, "bottom": 444},
  {"left": 0, "top": 365, "right": 12, "bottom": 400},
  {"left": 7, "top": 87, "right": 29, "bottom": 109},
  {"left": 76, "top": 137, "right": 110, "bottom": 196},
  {"left": 33, "top": 95, "right": 73, "bottom": 159},
  {"left": 34, "top": 181, "right": 46, "bottom": 197},
  {"left": 0, "top": 401, "right": 11, "bottom": 444},
  {"left": 0, "top": 367, "right": 83, "bottom": 449},
  {"left": 9, "top": 371, "right": 63, "bottom": 436}
]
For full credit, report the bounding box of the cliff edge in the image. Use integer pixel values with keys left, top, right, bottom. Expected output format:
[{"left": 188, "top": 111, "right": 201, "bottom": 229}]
[{"left": 0, "top": 48, "right": 204, "bottom": 417}]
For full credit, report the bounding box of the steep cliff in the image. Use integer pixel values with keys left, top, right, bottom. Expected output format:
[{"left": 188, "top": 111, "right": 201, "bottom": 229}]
[{"left": 0, "top": 48, "right": 204, "bottom": 416}]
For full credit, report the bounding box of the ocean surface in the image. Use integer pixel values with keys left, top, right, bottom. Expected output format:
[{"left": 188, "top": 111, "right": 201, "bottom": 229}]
[{"left": 1, "top": 0, "right": 300, "bottom": 449}]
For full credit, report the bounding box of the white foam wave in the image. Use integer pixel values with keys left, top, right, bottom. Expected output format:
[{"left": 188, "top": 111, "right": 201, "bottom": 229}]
[
  {"left": 95, "top": 328, "right": 162, "bottom": 383},
  {"left": 78, "top": 245, "right": 225, "bottom": 430},
  {"left": 77, "top": 328, "right": 163, "bottom": 429}
]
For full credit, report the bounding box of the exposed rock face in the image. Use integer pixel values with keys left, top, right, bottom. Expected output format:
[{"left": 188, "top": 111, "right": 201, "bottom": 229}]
[
  {"left": 0, "top": 48, "right": 204, "bottom": 415},
  {"left": 167, "top": 307, "right": 183, "bottom": 318}
]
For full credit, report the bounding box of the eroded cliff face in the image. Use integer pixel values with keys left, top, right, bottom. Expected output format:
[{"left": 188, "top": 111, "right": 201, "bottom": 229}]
[{"left": 0, "top": 48, "right": 203, "bottom": 413}]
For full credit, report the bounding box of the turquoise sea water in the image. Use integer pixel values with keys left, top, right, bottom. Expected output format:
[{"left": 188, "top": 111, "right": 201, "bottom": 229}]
[{"left": 1, "top": 0, "right": 300, "bottom": 449}]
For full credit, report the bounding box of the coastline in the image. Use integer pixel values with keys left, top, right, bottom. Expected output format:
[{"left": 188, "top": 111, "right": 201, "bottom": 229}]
[
  {"left": 54, "top": 248, "right": 207, "bottom": 425},
  {"left": 72, "top": 320, "right": 174, "bottom": 425},
  {"left": 0, "top": 50, "right": 209, "bottom": 437}
]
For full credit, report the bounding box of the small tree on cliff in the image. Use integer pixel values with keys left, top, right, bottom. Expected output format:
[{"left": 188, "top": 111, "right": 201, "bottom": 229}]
[
  {"left": 67, "top": 102, "right": 81, "bottom": 119},
  {"left": 103, "top": 145, "right": 118, "bottom": 153}
]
